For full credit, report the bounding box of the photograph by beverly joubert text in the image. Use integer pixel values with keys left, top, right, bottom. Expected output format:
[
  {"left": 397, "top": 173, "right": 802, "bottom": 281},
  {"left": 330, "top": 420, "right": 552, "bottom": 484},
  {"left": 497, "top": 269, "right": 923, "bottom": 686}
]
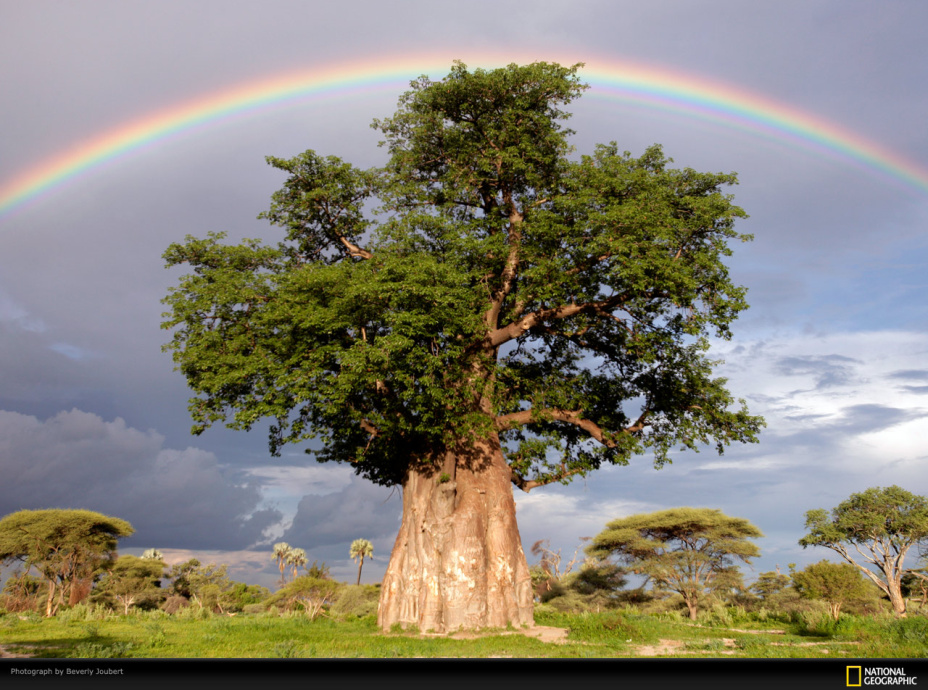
[{"left": 9, "top": 666, "right": 124, "bottom": 677}]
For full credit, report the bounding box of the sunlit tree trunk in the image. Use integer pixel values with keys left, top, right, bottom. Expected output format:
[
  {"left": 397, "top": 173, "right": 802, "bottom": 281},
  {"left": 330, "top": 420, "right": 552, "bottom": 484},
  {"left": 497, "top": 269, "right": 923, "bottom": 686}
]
[
  {"left": 377, "top": 435, "right": 534, "bottom": 633},
  {"left": 45, "top": 581, "right": 56, "bottom": 618},
  {"left": 887, "top": 577, "right": 907, "bottom": 617},
  {"left": 685, "top": 597, "right": 699, "bottom": 620}
]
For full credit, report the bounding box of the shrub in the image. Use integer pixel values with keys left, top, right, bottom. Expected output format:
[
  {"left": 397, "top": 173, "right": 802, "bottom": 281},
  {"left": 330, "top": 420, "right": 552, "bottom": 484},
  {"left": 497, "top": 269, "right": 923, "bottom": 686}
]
[
  {"left": 265, "top": 577, "right": 343, "bottom": 619},
  {"left": 796, "top": 602, "right": 839, "bottom": 636},
  {"left": 330, "top": 585, "right": 380, "bottom": 619},
  {"left": 57, "top": 603, "right": 98, "bottom": 623},
  {"left": 0, "top": 572, "right": 44, "bottom": 614},
  {"left": 176, "top": 602, "right": 212, "bottom": 620},
  {"left": 162, "top": 595, "right": 190, "bottom": 614},
  {"left": 890, "top": 616, "right": 928, "bottom": 643}
]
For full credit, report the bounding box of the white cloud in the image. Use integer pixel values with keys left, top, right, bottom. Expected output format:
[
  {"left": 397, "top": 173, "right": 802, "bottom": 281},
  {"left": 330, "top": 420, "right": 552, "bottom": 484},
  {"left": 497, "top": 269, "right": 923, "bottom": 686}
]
[
  {"left": 0, "top": 288, "right": 46, "bottom": 333},
  {"left": 244, "top": 463, "right": 353, "bottom": 496}
]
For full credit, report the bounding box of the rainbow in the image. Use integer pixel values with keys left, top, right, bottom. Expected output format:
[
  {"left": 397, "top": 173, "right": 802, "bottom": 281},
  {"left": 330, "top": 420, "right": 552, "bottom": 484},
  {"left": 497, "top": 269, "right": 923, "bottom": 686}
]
[{"left": 2, "top": 52, "right": 927, "bottom": 220}]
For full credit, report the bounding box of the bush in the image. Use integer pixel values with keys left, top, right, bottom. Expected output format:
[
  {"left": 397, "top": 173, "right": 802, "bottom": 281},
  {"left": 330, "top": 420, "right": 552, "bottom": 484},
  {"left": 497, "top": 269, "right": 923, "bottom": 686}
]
[
  {"left": 795, "top": 602, "right": 839, "bottom": 636},
  {"left": 0, "top": 572, "right": 44, "bottom": 614},
  {"left": 890, "top": 616, "right": 928, "bottom": 643},
  {"left": 532, "top": 560, "right": 626, "bottom": 613},
  {"left": 330, "top": 585, "right": 380, "bottom": 619},
  {"left": 225, "top": 582, "right": 271, "bottom": 612},
  {"left": 57, "top": 603, "right": 101, "bottom": 623},
  {"left": 176, "top": 603, "right": 212, "bottom": 620},
  {"left": 265, "top": 577, "right": 343, "bottom": 619},
  {"left": 161, "top": 595, "right": 190, "bottom": 615}
]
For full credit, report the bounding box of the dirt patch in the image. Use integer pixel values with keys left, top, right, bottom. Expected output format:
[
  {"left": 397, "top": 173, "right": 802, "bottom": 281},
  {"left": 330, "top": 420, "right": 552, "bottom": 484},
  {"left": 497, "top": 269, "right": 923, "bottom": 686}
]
[
  {"left": 633, "top": 638, "right": 687, "bottom": 656},
  {"left": 689, "top": 624, "right": 786, "bottom": 635},
  {"left": 423, "top": 624, "right": 571, "bottom": 645},
  {"left": 632, "top": 638, "right": 743, "bottom": 656},
  {"left": 0, "top": 644, "right": 34, "bottom": 659},
  {"left": 516, "top": 625, "right": 570, "bottom": 644}
]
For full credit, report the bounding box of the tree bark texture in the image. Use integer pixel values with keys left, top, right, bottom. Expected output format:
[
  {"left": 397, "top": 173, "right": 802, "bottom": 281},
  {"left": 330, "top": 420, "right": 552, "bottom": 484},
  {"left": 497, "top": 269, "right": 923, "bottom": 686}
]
[
  {"left": 377, "top": 435, "right": 534, "bottom": 632},
  {"left": 887, "top": 578, "right": 908, "bottom": 617}
]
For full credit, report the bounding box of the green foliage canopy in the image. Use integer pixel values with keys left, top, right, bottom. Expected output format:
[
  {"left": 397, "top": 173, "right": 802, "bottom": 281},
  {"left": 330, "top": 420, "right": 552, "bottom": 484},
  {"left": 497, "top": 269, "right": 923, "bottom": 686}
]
[
  {"left": 791, "top": 560, "right": 873, "bottom": 620},
  {"left": 93, "top": 554, "right": 166, "bottom": 614},
  {"left": 751, "top": 570, "right": 793, "bottom": 606},
  {"left": 586, "top": 507, "right": 762, "bottom": 618},
  {"left": 0, "top": 509, "right": 134, "bottom": 616},
  {"left": 161, "top": 61, "right": 763, "bottom": 491}
]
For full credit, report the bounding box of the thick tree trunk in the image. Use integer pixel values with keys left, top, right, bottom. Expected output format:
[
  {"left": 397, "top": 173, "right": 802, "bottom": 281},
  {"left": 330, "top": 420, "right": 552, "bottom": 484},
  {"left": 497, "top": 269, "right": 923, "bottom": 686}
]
[{"left": 377, "top": 434, "right": 534, "bottom": 633}]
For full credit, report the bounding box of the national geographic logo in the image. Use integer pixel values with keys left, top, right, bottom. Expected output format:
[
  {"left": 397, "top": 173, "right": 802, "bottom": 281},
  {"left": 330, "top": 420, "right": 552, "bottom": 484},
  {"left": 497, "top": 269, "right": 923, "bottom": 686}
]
[{"left": 848, "top": 666, "right": 918, "bottom": 686}]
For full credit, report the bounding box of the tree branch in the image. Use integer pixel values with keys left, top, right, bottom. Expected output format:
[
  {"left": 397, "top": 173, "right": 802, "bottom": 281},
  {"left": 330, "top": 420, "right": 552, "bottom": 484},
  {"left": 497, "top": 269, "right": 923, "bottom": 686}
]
[
  {"left": 484, "top": 200, "right": 524, "bottom": 329},
  {"left": 486, "top": 292, "right": 630, "bottom": 348},
  {"left": 496, "top": 408, "right": 647, "bottom": 446},
  {"left": 337, "top": 236, "right": 373, "bottom": 260},
  {"left": 510, "top": 464, "right": 587, "bottom": 493}
]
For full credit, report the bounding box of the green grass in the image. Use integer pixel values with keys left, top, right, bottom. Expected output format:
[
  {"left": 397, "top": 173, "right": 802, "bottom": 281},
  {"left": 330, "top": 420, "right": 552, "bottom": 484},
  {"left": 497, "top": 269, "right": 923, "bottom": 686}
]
[{"left": 1, "top": 607, "right": 925, "bottom": 659}]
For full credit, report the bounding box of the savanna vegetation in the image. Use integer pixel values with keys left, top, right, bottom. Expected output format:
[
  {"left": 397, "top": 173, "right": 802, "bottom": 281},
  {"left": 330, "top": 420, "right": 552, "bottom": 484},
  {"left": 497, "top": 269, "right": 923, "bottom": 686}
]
[{"left": 2, "top": 486, "right": 928, "bottom": 658}]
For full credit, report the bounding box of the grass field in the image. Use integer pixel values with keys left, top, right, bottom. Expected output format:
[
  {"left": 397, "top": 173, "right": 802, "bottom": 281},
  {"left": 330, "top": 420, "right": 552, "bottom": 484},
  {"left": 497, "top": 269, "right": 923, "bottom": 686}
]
[{"left": 2, "top": 606, "right": 927, "bottom": 659}]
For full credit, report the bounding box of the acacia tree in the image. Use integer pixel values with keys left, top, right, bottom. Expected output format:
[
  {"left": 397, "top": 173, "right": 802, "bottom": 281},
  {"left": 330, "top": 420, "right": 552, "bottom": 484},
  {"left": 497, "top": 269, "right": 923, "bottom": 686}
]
[
  {"left": 168, "top": 558, "right": 235, "bottom": 612},
  {"left": 93, "top": 554, "right": 166, "bottom": 614},
  {"left": 0, "top": 509, "right": 134, "bottom": 617},
  {"left": 161, "top": 61, "right": 762, "bottom": 632},
  {"left": 751, "top": 569, "right": 795, "bottom": 608},
  {"left": 586, "top": 508, "right": 763, "bottom": 619},
  {"left": 799, "top": 485, "right": 928, "bottom": 617}
]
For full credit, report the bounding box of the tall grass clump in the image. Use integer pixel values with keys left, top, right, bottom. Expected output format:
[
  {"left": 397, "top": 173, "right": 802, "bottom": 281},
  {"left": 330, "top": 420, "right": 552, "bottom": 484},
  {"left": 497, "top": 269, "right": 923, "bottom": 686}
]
[
  {"left": 176, "top": 604, "right": 212, "bottom": 620},
  {"left": 889, "top": 616, "right": 928, "bottom": 654},
  {"left": 57, "top": 604, "right": 97, "bottom": 623}
]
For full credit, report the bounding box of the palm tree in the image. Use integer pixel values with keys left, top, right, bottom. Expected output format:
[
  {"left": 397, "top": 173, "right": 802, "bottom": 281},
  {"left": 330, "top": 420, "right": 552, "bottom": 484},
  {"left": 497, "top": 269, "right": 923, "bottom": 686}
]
[
  {"left": 272, "top": 542, "right": 292, "bottom": 586},
  {"left": 349, "top": 539, "right": 374, "bottom": 586},
  {"left": 140, "top": 548, "right": 163, "bottom": 561},
  {"left": 287, "top": 548, "right": 308, "bottom": 581}
]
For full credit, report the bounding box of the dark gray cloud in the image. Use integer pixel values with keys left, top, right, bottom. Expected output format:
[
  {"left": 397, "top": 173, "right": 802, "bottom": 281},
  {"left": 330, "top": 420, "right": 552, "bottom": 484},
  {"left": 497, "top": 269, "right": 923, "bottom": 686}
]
[
  {"left": 887, "top": 369, "right": 928, "bottom": 381},
  {"left": 773, "top": 354, "right": 861, "bottom": 390},
  {"left": 899, "top": 386, "right": 928, "bottom": 396},
  {"left": 281, "top": 475, "right": 401, "bottom": 551},
  {"left": 0, "top": 408, "right": 280, "bottom": 550}
]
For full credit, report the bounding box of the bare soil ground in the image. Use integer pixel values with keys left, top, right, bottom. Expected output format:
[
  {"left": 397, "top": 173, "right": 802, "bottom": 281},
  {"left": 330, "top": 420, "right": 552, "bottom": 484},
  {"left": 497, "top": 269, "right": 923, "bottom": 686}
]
[
  {"left": 0, "top": 643, "right": 34, "bottom": 658},
  {"left": 422, "top": 623, "right": 571, "bottom": 644}
]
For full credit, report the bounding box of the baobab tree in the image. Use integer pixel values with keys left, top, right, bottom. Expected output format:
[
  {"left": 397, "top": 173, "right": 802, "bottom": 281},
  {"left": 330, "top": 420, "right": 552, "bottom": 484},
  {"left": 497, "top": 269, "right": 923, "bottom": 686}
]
[{"left": 163, "top": 61, "right": 762, "bottom": 631}]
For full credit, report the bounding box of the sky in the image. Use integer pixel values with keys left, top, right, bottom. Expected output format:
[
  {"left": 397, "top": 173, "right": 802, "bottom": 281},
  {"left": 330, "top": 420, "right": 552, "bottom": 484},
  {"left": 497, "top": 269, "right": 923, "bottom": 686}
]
[{"left": 1, "top": 1, "right": 927, "bottom": 592}]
